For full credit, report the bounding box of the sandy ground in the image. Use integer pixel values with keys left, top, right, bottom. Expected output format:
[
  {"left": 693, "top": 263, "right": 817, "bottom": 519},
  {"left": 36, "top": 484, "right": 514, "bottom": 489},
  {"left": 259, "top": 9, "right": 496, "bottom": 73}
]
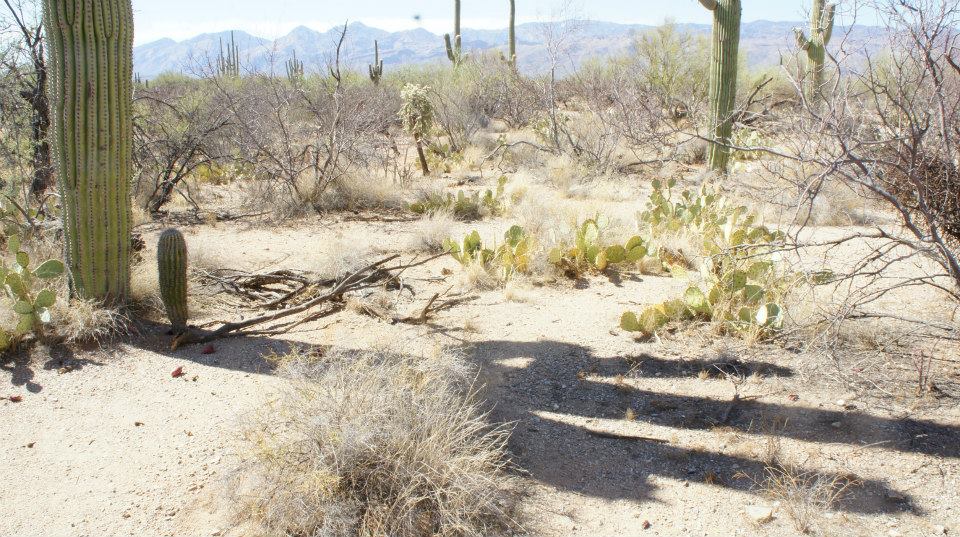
[{"left": 2, "top": 183, "right": 960, "bottom": 537}]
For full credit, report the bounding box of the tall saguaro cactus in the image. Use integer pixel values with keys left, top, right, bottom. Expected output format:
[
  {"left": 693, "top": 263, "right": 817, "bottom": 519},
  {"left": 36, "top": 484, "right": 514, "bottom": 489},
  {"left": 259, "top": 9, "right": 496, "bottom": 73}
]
[
  {"left": 444, "top": 0, "right": 466, "bottom": 66},
  {"left": 795, "top": 0, "right": 835, "bottom": 102},
  {"left": 285, "top": 50, "right": 304, "bottom": 81},
  {"left": 369, "top": 40, "right": 384, "bottom": 85},
  {"left": 699, "top": 0, "right": 742, "bottom": 174},
  {"left": 43, "top": 0, "right": 134, "bottom": 304},
  {"left": 218, "top": 31, "right": 240, "bottom": 78},
  {"left": 508, "top": 0, "right": 517, "bottom": 69}
]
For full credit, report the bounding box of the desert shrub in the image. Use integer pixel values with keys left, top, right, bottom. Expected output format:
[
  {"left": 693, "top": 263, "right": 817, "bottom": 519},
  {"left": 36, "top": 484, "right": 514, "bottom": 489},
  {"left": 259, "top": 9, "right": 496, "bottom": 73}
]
[
  {"left": 409, "top": 211, "right": 457, "bottom": 253},
  {"left": 237, "top": 347, "right": 518, "bottom": 537},
  {"left": 210, "top": 69, "right": 397, "bottom": 217},
  {"left": 132, "top": 78, "right": 231, "bottom": 213},
  {"left": 631, "top": 20, "right": 711, "bottom": 114}
]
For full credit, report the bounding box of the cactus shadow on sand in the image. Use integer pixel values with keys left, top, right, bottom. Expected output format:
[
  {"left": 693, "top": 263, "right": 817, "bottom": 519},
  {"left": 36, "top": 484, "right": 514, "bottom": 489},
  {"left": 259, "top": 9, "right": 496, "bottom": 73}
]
[{"left": 463, "top": 338, "right": 959, "bottom": 515}]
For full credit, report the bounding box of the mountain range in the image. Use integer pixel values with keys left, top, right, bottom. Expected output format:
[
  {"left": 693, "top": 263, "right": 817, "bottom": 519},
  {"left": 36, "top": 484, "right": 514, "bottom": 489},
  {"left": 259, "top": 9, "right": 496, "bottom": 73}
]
[{"left": 133, "top": 20, "right": 887, "bottom": 79}]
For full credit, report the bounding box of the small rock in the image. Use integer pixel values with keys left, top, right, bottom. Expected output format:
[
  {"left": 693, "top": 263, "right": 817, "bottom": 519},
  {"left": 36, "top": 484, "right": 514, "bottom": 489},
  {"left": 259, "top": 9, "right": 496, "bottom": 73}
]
[
  {"left": 933, "top": 525, "right": 947, "bottom": 535},
  {"left": 831, "top": 421, "right": 842, "bottom": 428},
  {"left": 746, "top": 505, "right": 775, "bottom": 524},
  {"left": 642, "top": 520, "right": 651, "bottom": 530}
]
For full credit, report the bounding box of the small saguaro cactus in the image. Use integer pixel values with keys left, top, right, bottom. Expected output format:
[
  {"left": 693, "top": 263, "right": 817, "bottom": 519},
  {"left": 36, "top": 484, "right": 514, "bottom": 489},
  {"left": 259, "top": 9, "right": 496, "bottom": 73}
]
[
  {"left": 369, "top": 40, "right": 384, "bottom": 85},
  {"left": 43, "top": 0, "right": 134, "bottom": 304},
  {"left": 699, "top": 0, "right": 742, "bottom": 174},
  {"left": 399, "top": 84, "right": 434, "bottom": 176},
  {"left": 285, "top": 50, "right": 304, "bottom": 81},
  {"left": 795, "top": 0, "right": 836, "bottom": 102},
  {"left": 444, "top": 0, "right": 467, "bottom": 66},
  {"left": 218, "top": 31, "right": 240, "bottom": 78},
  {"left": 158, "top": 229, "right": 189, "bottom": 334}
]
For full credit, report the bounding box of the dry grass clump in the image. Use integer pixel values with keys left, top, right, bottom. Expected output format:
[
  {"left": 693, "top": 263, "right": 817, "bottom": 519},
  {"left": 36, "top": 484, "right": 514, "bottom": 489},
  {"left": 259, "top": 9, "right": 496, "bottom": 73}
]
[
  {"left": 757, "top": 435, "right": 857, "bottom": 534},
  {"left": 50, "top": 297, "right": 128, "bottom": 344},
  {"left": 237, "top": 346, "right": 519, "bottom": 537},
  {"left": 408, "top": 211, "right": 456, "bottom": 253},
  {"left": 315, "top": 239, "right": 374, "bottom": 281}
]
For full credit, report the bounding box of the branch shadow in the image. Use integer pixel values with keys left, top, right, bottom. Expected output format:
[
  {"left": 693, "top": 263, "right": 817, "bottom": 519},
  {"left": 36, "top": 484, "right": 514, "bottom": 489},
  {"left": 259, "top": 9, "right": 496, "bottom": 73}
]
[
  {"left": 124, "top": 320, "right": 325, "bottom": 376},
  {"left": 466, "top": 338, "right": 951, "bottom": 515}
]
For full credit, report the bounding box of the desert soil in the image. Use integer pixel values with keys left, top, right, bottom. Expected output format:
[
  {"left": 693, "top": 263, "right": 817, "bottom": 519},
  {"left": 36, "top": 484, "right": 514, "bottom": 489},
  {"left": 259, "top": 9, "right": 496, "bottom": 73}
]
[{"left": 2, "top": 185, "right": 959, "bottom": 537}]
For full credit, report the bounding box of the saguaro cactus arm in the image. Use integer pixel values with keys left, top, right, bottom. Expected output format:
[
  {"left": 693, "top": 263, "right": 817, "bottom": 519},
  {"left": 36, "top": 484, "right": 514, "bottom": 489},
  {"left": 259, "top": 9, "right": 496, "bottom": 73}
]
[
  {"left": 43, "top": 0, "right": 134, "bottom": 304},
  {"left": 798, "top": 0, "right": 836, "bottom": 101},
  {"left": 794, "top": 27, "right": 811, "bottom": 50},
  {"left": 821, "top": 2, "right": 836, "bottom": 44},
  {"left": 445, "top": 0, "right": 465, "bottom": 65}
]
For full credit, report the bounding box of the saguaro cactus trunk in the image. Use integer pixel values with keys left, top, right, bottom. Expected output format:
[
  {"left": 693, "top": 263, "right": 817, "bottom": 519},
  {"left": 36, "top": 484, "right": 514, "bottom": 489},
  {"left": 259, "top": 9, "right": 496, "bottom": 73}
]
[
  {"left": 444, "top": 0, "right": 465, "bottom": 66},
  {"left": 508, "top": 0, "right": 517, "bottom": 69},
  {"left": 158, "top": 229, "right": 189, "bottom": 334},
  {"left": 795, "top": 0, "right": 835, "bottom": 102},
  {"left": 43, "top": 0, "right": 134, "bottom": 304},
  {"left": 699, "top": 0, "right": 741, "bottom": 174}
]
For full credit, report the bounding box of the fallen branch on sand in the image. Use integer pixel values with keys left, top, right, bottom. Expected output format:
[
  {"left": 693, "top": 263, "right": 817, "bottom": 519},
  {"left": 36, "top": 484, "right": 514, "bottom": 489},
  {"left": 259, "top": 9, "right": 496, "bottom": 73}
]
[{"left": 172, "top": 253, "right": 446, "bottom": 348}]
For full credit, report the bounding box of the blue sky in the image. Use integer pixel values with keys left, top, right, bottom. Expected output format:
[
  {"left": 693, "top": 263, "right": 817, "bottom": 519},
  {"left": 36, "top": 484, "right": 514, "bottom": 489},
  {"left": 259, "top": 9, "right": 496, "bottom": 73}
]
[{"left": 132, "top": 0, "right": 862, "bottom": 45}]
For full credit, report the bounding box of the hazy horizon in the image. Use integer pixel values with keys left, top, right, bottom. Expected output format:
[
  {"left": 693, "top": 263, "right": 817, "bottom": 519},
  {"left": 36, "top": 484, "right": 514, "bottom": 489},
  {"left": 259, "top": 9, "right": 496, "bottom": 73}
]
[{"left": 132, "top": 0, "right": 879, "bottom": 45}]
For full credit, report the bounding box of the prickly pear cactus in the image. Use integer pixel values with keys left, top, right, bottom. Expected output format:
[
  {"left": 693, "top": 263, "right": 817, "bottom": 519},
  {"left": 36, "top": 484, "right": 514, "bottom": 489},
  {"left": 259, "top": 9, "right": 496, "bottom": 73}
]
[
  {"left": 43, "top": 0, "right": 134, "bottom": 305},
  {"left": 699, "top": 0, "right": 742, "bottom": 173},
  {"left": 158, "top": 229, "right": 188, "bottom": 334}
]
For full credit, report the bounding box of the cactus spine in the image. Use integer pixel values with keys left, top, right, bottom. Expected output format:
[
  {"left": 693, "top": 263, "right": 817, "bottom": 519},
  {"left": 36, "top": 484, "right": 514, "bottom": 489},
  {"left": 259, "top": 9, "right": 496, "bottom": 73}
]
[
  {"left": 285, "top": 50, "right": 304, "bottom": 81},
  {"left": 444, "top": 0, "right": 466, "bottom": 66},
  {"left": 369, "top": 40, "right": 384, "bottom": 85},
  {"left": 700, "top": 0, "right": 741, "bottom": 174},
  {"left": 795, "top": 0, "right": 835, "bottom": 102},
  {"left": 508, "top": 0, "right": 517, "bottom": 69},
  {"left": 43, "top": 0, "right": 134, "bottom": 304},
  {"left": 218, "top": 31, "right": 240, "bottom": 78},
  {"left": 158, "top": 229, "right": 188, "bottom": 334}
]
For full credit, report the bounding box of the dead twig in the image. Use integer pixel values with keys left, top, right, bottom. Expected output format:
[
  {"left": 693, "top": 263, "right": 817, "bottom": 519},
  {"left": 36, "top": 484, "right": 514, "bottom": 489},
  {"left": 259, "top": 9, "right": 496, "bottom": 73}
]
[{"left": 174, "top": 253, "right": 445, "bottom": 347}]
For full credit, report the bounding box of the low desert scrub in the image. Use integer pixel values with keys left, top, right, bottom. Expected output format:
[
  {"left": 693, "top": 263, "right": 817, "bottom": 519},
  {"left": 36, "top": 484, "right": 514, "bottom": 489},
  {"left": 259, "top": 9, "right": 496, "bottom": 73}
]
[
  {"left": 408, "top": 211, "right": 457, "bottom": 253},
  {"left": 50, "top": 298, "right": 128, "bottom": 344},
  {"left": 753, "top": 435, "right": 857, "bottom": 534},
  {"left": 236, "top": 346, "right": 519, "bottom": 537},
  {"left": 315, "top": 239, "right": 374, "bottom": 281},
  {"left": 319, "top": 174, "right": 406, "bottom": 212},
  {"left": 761, "top": 461, "right": 856, "bottom": 533}
]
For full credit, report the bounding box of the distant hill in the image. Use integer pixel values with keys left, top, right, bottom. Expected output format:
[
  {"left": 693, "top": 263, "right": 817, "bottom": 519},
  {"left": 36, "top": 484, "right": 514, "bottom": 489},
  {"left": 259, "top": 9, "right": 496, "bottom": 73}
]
[{"left": 133, "top": 20, "right": 887, "bottom": 79}]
